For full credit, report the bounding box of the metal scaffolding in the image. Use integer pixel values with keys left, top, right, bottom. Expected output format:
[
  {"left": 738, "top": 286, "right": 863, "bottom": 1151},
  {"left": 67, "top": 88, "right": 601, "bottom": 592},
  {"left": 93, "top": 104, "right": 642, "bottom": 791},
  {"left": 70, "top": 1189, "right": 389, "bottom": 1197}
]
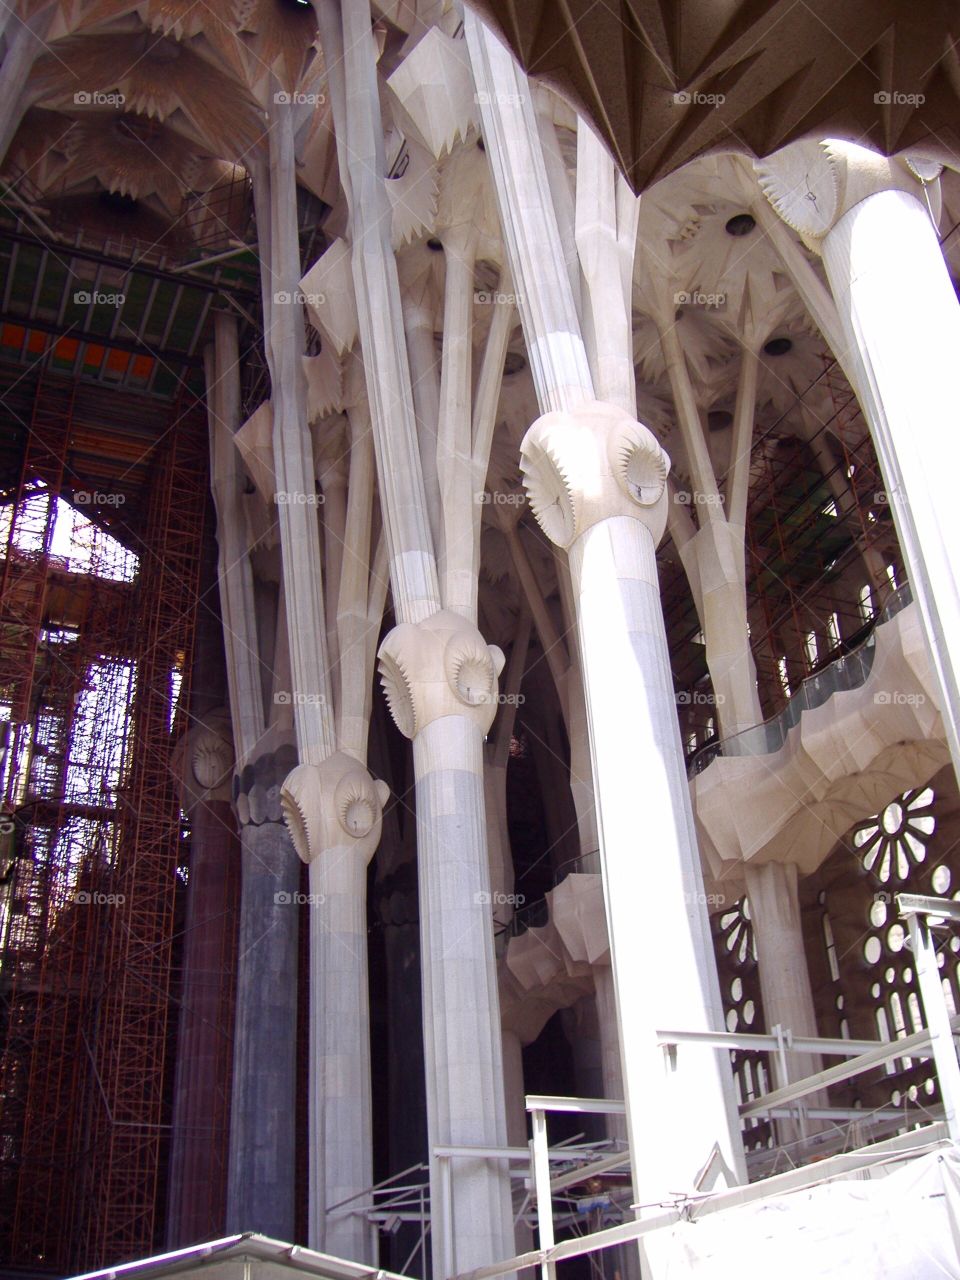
[{"left": 0, "top": 377, "right": 208, "bottom": 1272}]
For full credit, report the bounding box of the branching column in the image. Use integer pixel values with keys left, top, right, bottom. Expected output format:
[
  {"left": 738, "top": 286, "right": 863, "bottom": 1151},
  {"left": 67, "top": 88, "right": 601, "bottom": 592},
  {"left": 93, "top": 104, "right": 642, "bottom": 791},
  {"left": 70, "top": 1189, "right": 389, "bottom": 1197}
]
[
  {"left": 313, "top": 2, "right": 515, "bottom": 1271},
  {"left": 206, "top": 318, "right": 301, "bottom": 1237},
  {"left": 758, "top": 140, "right": 960, "bottom": 785},
  {"left": 280, "top": 373, "right": 390, "bottom": 1258},
  {"left": 467, "top": 12, "right": 745, "bottom": 1205}
]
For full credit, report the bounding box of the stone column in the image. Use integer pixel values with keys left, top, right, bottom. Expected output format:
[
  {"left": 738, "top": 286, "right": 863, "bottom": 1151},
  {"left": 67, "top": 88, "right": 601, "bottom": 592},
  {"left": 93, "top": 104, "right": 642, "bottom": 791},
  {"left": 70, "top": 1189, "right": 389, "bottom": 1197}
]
[
  {"left": 377, "top": 612, "right": 514, "bottom": 1275},
  {"left": 467, "top": 14, "right": 745, "bottom": 1205},
  {"left": 758, "top": 140, "right": 960, "bottom": 785},
  {"left": 521, "top": 403, "right": 744, "bottom": 1201},
  {"left": 281, "top": 754, "right": 388, "bottom": 1261},
  {"left": 0, "top": 6, "right": 53, "bottom": 168},
  {"left": 226, "top": 743, "right": 301, "bottom": 1238},
  {"left": 166, "top": 714, "right": 239, "bottom": 1245},
  {"left": 206, "top": 320, "right": 303, "bottom": 1235},
  {"left": 314, "top": 2, "right": 516, "bottom": 1272},
  {"left": 254, "top": 99, "right": 335, "bottom": 763},
  {"left": 594, "top": 964, "right": 626, "bottom": 1145},
  {"left": 500, "top": 1027, "right": 527, "bottom": 1149},
  {"left": 743, "top": 861, "right": 824, "bottom": 1116}
]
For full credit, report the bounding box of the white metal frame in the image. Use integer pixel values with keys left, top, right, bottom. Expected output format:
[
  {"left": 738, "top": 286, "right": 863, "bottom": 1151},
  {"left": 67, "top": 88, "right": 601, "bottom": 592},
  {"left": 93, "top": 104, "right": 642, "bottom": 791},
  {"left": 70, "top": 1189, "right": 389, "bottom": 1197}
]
[{"left": 445, "top": 893, "right": 960, "bottom": 1280}]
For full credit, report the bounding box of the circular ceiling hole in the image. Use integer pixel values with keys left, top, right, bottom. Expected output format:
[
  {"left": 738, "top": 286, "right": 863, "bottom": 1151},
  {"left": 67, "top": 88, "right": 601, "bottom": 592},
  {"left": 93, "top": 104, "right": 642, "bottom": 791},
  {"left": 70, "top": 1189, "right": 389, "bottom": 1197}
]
[
  {"left": 426, "top": 238, "right": 443, "bottom": 252},
  {"left": 707, "top": 409, "right": 733, "bottom": 432},
  {"left": 725, "top": 213, "right": 756, "bottom": 237},
  {"left": 763, "top": 336, "right": 793, "bottom": 357},
  {"left": 504, "top": 352, "right": 526, "bottom": 376}
]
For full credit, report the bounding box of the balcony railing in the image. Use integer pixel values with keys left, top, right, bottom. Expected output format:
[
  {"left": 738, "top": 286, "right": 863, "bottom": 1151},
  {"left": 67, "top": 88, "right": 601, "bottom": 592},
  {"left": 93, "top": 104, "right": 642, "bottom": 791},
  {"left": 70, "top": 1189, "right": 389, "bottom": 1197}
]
[{"left": 688, "top": 582, "right": 914, "bottom": 777}]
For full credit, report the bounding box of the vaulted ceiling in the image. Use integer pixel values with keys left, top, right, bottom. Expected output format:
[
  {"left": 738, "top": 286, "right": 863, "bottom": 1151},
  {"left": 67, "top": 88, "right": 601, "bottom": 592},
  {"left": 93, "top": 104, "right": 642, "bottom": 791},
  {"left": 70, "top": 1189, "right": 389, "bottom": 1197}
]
[{"left": 469, "top": 0, "right": 960, "bottom": 192}]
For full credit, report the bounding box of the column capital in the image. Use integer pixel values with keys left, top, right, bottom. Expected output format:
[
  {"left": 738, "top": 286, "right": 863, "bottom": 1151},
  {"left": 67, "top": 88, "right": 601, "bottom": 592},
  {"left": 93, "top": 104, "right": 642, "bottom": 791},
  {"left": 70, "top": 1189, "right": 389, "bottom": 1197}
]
[
  {"left": 377, "top": 609, "right": 506, "bottom": 739},
  {"left": 756, "top": 139, "right": 938, "bottom": 251},
  {"left": 233, "top": 741, "right": 298, "bottom": 828},
  {"left": 176, "top": 709, "right": 234, "bottom": 814},
  {"left": 520, "top": 399, "right": 670, "bottom": 548},
  {"left": 280, "top": 751, "right": 388, "bottom": 867}
]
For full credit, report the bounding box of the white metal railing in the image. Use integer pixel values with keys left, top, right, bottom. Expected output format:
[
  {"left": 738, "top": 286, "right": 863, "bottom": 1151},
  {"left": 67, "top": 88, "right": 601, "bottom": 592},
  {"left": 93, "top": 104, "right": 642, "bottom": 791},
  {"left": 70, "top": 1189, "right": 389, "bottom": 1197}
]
[{"left": 446, "top": 893, "right": 960, "bottom": 1280}]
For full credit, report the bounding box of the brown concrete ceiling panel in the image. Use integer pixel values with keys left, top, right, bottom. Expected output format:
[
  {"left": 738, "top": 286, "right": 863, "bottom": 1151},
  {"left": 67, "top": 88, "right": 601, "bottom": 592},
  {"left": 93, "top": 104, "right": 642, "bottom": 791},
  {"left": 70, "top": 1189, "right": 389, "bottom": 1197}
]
[{"left": 468, "top": 0, "right": 960, "bottom": 191}]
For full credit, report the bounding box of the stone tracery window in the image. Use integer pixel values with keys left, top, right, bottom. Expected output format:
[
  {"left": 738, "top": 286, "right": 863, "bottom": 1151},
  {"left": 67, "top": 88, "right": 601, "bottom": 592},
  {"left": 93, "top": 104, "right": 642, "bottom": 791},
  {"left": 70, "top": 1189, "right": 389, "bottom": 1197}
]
[
  {"left": 853, "top": 786, "right": 936, "bottom": 886},
  {"left": 852, "top": 785, "right": 960, "bottom": 1108},
  {"left": 712, "top": 897, "right": 771, "bottom": 1151}
]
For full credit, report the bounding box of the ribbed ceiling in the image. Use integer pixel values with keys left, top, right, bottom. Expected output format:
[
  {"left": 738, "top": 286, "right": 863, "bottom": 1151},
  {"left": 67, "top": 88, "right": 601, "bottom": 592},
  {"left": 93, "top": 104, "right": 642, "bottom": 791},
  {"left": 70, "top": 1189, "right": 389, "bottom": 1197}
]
[{"left": 467, "top": 0, "right": 960, "bottom": 191}]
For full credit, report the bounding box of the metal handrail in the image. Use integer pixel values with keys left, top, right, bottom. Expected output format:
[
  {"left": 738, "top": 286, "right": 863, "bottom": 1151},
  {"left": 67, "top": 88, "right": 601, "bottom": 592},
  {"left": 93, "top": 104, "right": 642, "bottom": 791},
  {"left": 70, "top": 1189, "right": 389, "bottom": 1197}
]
[{"left": 688, "top": 581, "right": 914, "bottom": 776}]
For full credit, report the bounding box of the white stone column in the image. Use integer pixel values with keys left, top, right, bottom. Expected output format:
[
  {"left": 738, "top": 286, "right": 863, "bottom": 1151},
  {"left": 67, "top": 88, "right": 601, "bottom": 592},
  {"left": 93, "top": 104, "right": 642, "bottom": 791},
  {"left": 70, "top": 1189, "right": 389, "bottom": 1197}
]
[
  {"left": 594, "top": 964, "right": 626, "bottom": 1145},
  {"left": 500, "top": 1028, "right": 527, "bottom": 1149},
  {"left": 255, "top": 98, "right": 353, "bottom": 1253},
  {"left": 282, "top": 754, "right": 389, "bottom": 1261},
  {"left": 378, "top": 612, "right": 514, "bottom": 1275},
  {"left": 315, "top": 4, "right": 517, "bottom": 1272},
  {"left": 743, "top": 862, "right": 823, "bottom": 1108},
  {"left": 256, "top": 97, "right": 335, "bottom": 763},
  {"left": 467, "top": 14, "right": 745, "bottom": 1204},
  {"left": 758, "top": 140, "right": 960, "bottom": 784},
  {"left": 207, "top": 315, "right": 265, "bottom": 767},
  {"left": 521, "top": 404, "right": 745, "bottom": 1202}
]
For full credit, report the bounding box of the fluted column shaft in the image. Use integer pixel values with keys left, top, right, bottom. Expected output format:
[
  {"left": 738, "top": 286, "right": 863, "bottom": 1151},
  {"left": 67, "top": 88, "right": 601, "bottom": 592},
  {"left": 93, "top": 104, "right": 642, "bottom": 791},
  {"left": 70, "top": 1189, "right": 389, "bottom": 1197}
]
[
  {"left": 821, "top": 186, "right": 960, "bottom": 781},
  {"left": 567, "top": 514, "right": 744, "bottom": 1201},
  {"left": 743, "top": 861, "right": 824, "bottom": 1131},
  {"left": 226, "top": 814, "right": 300, "bottom": 1236},
  {"left": 309, "top": 850, "right": 373, "bottom": 1260},
  {"left": 412, "top": 717, "right": 514, "bottom": 1276},
  {"left": 314, "top": 3, "right": 515, "bottom": 1272},
  {"left": 467, "top": 10, "right": 744, "bottom": 1206}
]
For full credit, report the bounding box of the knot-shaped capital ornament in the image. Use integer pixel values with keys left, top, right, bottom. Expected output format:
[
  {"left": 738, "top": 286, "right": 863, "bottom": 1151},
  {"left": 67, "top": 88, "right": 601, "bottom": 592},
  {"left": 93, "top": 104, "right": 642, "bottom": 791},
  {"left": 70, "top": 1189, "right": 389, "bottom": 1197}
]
[
  {"left": 520, "top": 400, "right": 670, "bottom": 548},
  {"left": 280, "top": 751, "right": 390, "bottom": 867},
  {"left": 377, "top": 609, "right": 506, "bottom": 739},
  {"left": 756, "top": 139, "right": 939, "bottom": 252},
  {"left": 175, "top": 709, "right": 234, "bottom": 813}
]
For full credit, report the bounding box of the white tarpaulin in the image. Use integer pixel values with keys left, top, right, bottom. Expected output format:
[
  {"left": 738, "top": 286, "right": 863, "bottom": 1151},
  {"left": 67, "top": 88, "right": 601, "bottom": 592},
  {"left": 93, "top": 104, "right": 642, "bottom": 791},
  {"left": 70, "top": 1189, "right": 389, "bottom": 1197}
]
[{"left": 640, "top": 1145, "right": 960, "bottom": 1279}]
